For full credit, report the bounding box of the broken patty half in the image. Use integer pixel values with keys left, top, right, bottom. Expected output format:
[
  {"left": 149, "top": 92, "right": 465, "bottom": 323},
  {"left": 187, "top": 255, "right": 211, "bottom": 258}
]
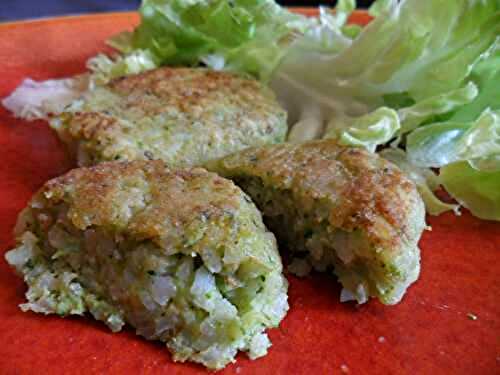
[
  {"left": 206, "top": 140, "right": 426, "bottom": 305},
  {"left": 5, "top": 160, "right": 288, "bottom": 369}
]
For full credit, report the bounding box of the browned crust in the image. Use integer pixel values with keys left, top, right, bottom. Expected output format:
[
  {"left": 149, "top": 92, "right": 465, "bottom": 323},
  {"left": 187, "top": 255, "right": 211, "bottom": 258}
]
[
  {"left": 59, "top": 67, "right": 287, "bottom": 167},
  {"left": 68, "top": 112, "right": 119, "bottom": 141},
  {"left": 108, "top": 67, "right": 264, "bottom": 114},
  {"left": 213, "top": 140, "right": 425, "bottom": 253},
  {"left": 39, "top": 160, "right": 243, "bottom": 239}
]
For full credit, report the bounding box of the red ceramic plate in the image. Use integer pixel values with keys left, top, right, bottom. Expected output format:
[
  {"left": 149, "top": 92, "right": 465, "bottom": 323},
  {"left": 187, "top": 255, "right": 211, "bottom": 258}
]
[{"left": 0, "top": 10, "right": 498, "bottom": 375}]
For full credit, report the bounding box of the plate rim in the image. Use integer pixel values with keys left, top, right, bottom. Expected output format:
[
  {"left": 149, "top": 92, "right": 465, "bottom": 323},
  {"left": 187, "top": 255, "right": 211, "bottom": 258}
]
[
  {"left": 0, "top": 8, "right": 370, "bottom": 30},
  {"left": 0, "top": 11, "right": 139, "bottom": 30}
]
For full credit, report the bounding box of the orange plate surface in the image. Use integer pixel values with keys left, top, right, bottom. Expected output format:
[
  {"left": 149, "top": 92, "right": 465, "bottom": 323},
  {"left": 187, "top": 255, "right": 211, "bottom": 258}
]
[{"left": 0, "top": 10, "right": 498, "bottom": 375}]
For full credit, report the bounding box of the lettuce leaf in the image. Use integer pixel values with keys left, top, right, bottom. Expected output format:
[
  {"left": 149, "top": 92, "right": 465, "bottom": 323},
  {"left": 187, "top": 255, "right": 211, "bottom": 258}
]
[
  {"left": 86, "top": 50, "right": 157, "bottom": 85},
  {"left": 109, "top": 0, "right": 312, "bottom": 80},
  {"left": 1, "top": 76, "right": 89, "bottom": 120},
  {"left": 273, "top": 0, "right": 499, "bottom": 122},
  {"left": 450, "top": 41, "right": 500, "bottom": 122},
  {"left": 380, "top": 148, "right": 459, "bottom": 216},
  {"left": 325, "top": 107, "right": 400, "bottom": 152},
  {"left": 441, "top": 161, "right": 500, "bottom": 221},
  {"left": 270, "top": 0, "right": 500, "bottom": 220},
  {"left": 406, "top": 109, "right": 500, "bottom": 168},
  {"left": 398, "top": 82, "right": 478, "bottom": 134}
]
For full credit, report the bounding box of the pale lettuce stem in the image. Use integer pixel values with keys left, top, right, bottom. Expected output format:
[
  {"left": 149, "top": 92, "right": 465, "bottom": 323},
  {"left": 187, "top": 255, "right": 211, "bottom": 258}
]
[{"left": 287, "top": 104, "right": 324, "bottom": 142}]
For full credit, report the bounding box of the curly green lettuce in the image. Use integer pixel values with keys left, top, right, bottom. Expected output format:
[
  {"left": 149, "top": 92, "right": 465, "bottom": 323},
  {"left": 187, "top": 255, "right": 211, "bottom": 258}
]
[
  {"left": 270, "top": 0, "right": 499, "bottom": 220},
  {"left": 107, "top": 0, "right": 313, "bottom": 80},
  {"left": 3, "top": 0, "right": 499, "bottom": 220}
]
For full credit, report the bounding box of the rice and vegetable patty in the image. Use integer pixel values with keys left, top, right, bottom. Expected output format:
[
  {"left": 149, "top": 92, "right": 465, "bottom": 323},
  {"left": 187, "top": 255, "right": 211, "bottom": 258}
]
[
  {"left": 5, "top": 160, "right": 288, "bottom": 369},
  {"left": 206, "top": 140, "right": 426, "bottom": 305},
  {"left": 50, "top": 67, "right": 287, "bottom": 167}
]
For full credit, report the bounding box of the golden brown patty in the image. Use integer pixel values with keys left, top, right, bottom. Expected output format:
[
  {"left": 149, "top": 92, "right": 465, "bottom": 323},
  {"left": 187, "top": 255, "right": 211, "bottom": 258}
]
[
  {"left": 6, "top": 160, "right": 288, "bottom": 369},
  {"left": 43, "top": 160, "right": 252, "bottom": 237},
  {"left": 206, "top": 140, "right": 426, "bottom": 304},
  {"left": 51, "top": 67, "right": 288, "bottom": 167}
]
